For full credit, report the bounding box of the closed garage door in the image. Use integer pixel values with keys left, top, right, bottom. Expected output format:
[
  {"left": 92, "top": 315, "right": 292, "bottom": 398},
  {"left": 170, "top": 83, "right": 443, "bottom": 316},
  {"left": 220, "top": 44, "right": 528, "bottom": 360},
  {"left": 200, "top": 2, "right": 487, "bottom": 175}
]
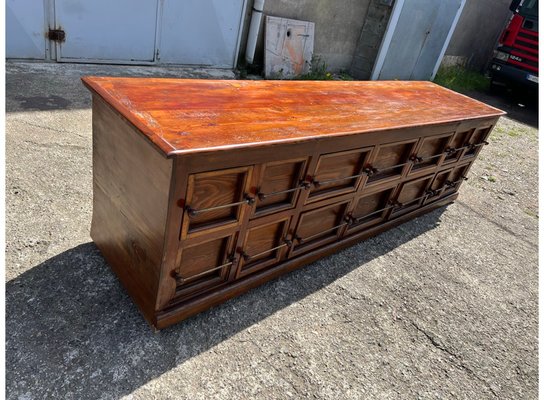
[{"left": 7, "top": 0, "right": 247, "bottom": 68}]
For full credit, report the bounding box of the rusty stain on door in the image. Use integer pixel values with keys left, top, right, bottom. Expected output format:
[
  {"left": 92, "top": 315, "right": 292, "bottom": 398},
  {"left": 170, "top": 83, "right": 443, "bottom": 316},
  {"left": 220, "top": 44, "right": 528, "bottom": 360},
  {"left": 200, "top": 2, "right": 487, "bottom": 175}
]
[{"left": 265, "top": 16, "right": 315, "bottom": 79}]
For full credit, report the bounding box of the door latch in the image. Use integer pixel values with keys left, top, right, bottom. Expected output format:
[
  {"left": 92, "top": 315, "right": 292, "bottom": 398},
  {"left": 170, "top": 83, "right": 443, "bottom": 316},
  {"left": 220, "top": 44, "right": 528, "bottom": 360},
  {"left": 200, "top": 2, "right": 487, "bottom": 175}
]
[{"left": 48, "top": 29, "right": 66, "bottom": 42}]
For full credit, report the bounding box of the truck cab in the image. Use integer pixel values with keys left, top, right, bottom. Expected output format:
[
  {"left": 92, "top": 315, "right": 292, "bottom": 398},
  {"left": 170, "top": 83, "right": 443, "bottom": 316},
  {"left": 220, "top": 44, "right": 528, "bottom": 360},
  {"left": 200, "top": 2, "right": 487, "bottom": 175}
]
[{"left": 489, "top": 0, "right": 538, "bottom": 90}]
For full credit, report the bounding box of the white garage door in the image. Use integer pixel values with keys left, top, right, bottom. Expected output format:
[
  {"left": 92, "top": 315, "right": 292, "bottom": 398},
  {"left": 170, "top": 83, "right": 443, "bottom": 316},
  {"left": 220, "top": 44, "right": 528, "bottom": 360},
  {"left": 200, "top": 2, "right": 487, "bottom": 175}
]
[
  {"left": 7, "top": 0, "right": 246, "bottom": 68},
  {"left": 6, "top": 0, "right": 46, "bottom": 59},
  {"left": 159, "top": 0, "right": 245, "bottom": 67},
  {"left": 372, "top": 0, "right": 465, "bottom": 80},
  {"left": 55, "top": 0, "right": 158, "bottom": 62}
]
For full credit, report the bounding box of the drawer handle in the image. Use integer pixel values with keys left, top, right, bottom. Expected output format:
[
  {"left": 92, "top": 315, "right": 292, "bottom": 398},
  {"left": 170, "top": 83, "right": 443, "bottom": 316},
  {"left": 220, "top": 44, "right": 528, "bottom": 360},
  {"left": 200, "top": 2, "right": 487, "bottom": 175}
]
[
  {"left": 446, "top": 144, "right": 471, "bottom": 155},
  {"left": 172, "top": 255, "right": 236, "bottom": 284},
  {"left": 257, "top": 181, "right": 310, "bottom": 200},
  {"left": 409, "top": 155, "right": 424, "bottom": 164},
  {"left": 472, "top": 141, "right": 489, "bottom": 148},
  {"left": 295, "top": 222, "right": 347, "bottom": 244},
  {"left": 312, "top": 172, "right": 366, "bottom": 188},
  {"left": 445, "top": 176, "right": 468, "bottom": 188},
  {"left": 415, "top": 153, "right": 444, "bottom": 163},
  {"left": 363, "top": 166, "right": 379, "bottom": 177},
  {"left": 372, "top": 161, "right": 410, "bottom": 174},
  {"left": 240, "top": 238, "right": 292, "bottom": 261},
  {"left": 395, "top": 193, "right": 430, "bottom": 208},
  {"left": 186, "top": 194, "right": 255, "bottom": 217},
  {"left": 425, "top": 189, "right": 439, "bottom": 197},
  {"left": 313, "top": 160, "right": 411, "bottom": 187},
  {"left": 350, "top": 203, "right": 395, "bottom": 224}
]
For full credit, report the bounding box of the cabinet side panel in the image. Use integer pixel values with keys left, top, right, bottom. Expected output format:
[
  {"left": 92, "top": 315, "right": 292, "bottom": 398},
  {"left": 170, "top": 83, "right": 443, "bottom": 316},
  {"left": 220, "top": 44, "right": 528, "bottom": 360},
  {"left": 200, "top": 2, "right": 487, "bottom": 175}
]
[{"left": 90, "top": 95, "right": 173, "bottom": 325}]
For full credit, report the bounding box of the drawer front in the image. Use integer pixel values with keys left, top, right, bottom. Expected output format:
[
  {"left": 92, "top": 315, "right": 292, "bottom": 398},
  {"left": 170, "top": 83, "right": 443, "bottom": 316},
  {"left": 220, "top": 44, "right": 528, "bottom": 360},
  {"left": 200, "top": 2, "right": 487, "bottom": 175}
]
[
  {"left": 365, "top": 140, "right": 417, "bottom": 186},
  {"left": 463, "top": 126, "right": 491, "bottom": 158},
  {"left": 307, "top": 147, "right": 372, "bottom": 202},
  {"left": 443, "top": 129, "right": 473, "bottom": 164},
  {"left": 173, "top": 233, "right": 237, "bottom": 300},
  {"left": 237, "top": 216, "right": 291, "bottom": 278},
  {"left": 409, "top": 133, "right": 453, "bottom": 174},
  {"left": 424, "top": 169, "right": 452, "bottom": 204},
  {"left": 292, "top": 200, "right": 350, "bottom": 255},
  {"left": 183, "top": 166, "right": 253, "bottom": 237},
  {"left": 443, "top": 163, "right": 471, "bottom": 194},
  {"left": 391, "top": 175, "right": 433, "bottom": 217},
  {"left": 346, "top": 185, "right": 397, "bottom": 233},
  {"left": 253, "top": 158, "right": 308, "bottom": 217}
]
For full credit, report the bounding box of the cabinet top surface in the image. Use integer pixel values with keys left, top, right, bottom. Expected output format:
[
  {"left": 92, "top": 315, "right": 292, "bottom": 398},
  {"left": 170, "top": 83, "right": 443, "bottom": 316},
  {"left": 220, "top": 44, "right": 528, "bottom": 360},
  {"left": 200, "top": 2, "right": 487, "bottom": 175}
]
[{"left": 82, "top": 77, "right": 505, "bottom": 156}]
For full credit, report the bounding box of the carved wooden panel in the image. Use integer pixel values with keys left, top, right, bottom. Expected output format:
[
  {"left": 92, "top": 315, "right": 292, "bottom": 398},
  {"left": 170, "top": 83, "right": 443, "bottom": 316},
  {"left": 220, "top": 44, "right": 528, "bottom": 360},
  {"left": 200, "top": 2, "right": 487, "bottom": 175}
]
[
  {"left": 292, "top": 201, "right": 349, "bottom": 254},
  {"left": 444, "top": 129, "right": 472, "bottom": 164},
  {"left": 410, "top": 133, "right": 453, "bottom": 173},
  {"left": 173, "top": 233, "right": 237, "bottom": 300},
  {"left": 308, "top": 148, "right": 371, "bottom": 202},
  {"left": 464, "top": 126, "right": 491, "bottom": 158},
  {"left": 254, "top": 158, "right": 307, "bottom": 217},
  {"left": 425, "top": 169, "right": 452, "bottom": 204},
  {"left": 366, "top": 140, "right": 417, "bottom": 185},
  {"left": 347, "top": 185, "right": 397, "bottom": 233},
  {"left": 391, "top": 175, "right": 433, "bottom": 216},
  {"left": 183, "top": 166, "right": 253, "bottom": 236},
  {"left": 237, "top": 217, "right": 291, "bottom": 278},
  {"left": 444, "top": 163, "right": 471, "bottom": 194}
]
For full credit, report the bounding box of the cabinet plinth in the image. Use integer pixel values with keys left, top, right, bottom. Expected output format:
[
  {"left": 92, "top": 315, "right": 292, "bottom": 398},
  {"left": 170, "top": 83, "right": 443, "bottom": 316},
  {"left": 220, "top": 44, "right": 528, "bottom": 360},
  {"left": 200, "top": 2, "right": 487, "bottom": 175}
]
[{"left": 82, "top": 77, "right": 504, "bottom": 329}]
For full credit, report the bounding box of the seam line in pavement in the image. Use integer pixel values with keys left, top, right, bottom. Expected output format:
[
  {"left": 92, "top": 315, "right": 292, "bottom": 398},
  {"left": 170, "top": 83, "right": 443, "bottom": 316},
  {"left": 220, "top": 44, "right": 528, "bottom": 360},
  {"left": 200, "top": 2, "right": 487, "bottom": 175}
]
[
  {"left": 455, "top": 200, "right": 537, "bottom": 250},
  {"left": 408, "top": 320, "right": 499, "bottom": 398},
  {"left": 8, "top": 118, "right": 88, "bottom": 137}
]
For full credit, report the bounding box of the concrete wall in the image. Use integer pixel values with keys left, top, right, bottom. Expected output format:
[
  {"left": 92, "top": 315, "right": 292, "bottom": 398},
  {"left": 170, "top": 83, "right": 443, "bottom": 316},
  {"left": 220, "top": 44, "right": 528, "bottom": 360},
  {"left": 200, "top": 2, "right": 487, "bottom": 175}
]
[
  {"left": 444, "top": 0, "right": 512, "bottom": 71},
  {"left": 241, "top": 0, "right": 373, "bottom": 72}
]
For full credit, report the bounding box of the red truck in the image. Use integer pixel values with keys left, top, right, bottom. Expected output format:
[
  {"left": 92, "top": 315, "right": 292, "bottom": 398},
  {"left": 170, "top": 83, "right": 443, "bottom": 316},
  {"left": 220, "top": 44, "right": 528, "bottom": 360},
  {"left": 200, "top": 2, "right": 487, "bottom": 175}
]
[{"left": 489, "top": 0, "right": 538, "bottom": 90}]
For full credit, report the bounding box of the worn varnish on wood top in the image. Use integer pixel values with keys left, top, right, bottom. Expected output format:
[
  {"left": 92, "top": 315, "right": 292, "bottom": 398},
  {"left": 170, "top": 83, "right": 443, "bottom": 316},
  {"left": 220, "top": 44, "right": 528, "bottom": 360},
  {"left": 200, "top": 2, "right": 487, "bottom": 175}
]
[
  {"left": 84, "top": 77, "right": 504, "bottom": 329},
  {"left": 81, "top": 77, "right": 504, "bottom": 155}
]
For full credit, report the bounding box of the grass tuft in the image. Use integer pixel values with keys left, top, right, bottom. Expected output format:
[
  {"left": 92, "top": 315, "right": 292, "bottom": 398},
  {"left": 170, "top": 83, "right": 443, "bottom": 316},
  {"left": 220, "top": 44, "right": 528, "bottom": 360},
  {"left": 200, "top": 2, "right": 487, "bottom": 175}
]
[
  {"left": 433, "top": 66, "right": 490, "bottom": 93},
  {"left": 298, "top": 56, "right": 333, "bottom": 80}
]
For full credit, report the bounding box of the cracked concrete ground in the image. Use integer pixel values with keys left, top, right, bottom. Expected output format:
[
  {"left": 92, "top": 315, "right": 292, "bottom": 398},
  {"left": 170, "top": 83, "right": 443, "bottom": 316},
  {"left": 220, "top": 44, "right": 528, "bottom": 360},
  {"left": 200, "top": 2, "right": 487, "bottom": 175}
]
[{"left": 6, "top": 62, "right": 538, "bottom": 399}]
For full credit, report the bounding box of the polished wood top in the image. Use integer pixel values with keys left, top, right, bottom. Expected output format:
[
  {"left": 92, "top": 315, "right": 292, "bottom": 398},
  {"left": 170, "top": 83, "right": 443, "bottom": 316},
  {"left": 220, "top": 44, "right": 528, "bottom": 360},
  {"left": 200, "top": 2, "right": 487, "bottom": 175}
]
[{"left": 82, "top": 77, "right": 505, "bottom": 157}]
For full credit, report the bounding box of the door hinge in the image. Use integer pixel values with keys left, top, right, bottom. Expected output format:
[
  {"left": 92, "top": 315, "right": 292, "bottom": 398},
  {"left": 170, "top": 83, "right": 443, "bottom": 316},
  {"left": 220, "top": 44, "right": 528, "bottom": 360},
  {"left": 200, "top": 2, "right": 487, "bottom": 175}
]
[{"left": 48, "top": 29, "right": 66, "bottom": 42}]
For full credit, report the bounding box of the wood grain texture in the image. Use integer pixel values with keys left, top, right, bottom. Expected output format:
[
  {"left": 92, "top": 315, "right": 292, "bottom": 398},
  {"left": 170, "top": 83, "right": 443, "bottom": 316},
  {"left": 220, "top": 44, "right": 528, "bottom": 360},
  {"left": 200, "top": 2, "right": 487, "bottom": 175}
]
[
  {"left": 90, "top": 95, "right": 172, "bottom": 325},
  {"left": 81, "top": 77, "right": 505, "bottom": 156}
]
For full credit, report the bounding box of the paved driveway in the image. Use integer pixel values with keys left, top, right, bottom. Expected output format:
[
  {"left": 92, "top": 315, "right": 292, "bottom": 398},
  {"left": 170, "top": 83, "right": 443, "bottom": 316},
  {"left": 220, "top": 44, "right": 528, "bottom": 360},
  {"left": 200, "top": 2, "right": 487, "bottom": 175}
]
[{"left": 6, "top": 62, "right": 538, "bottom": 399}]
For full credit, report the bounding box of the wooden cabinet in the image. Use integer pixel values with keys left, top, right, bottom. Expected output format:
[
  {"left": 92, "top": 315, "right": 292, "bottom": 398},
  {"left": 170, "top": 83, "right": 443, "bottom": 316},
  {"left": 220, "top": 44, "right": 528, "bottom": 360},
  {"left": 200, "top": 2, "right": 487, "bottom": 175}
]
[{"left": 82, "top": 77, "right": 504, "bottom": 329}]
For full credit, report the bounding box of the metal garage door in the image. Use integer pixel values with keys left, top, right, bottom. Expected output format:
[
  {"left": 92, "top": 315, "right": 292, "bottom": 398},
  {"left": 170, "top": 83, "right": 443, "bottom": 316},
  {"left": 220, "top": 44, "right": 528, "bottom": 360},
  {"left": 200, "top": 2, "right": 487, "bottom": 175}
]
[
  {"left": 372, "top": 0, "right": 465, "bottom": 80},
  {"left": 8, "top": 0, "right": 246, "bottom": 68},
  {"left": 6, "top": 0, "right": 47, "bottom": 59},
  {"left": 54, "top": 0, "right": 158, "bottom": 62},
  {"left": 158, "top": 0, "right": 245, "bottom": 67}
]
